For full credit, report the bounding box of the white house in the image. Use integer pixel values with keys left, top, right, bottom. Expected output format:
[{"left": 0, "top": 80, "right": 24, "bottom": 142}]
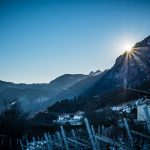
[
  {"left": 73, "top": 111, "right": 84, "bottom": 120},
  {"left": 58, "top": 114, "right": 70, "bottom": 121},
  {"left": 137, "top": 105, "right": 150, "bottom": 121},
  {"left": 56, "top": 111, "right": 84, "bottom": 125}
]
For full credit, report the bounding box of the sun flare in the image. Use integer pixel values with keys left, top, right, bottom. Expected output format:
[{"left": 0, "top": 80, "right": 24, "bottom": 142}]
[{"left": 123, "top": 41, "right": 133, "bottom": 52}]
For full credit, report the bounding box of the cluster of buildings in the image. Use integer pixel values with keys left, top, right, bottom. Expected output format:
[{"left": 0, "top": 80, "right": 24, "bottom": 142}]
[
  {"left": 111, "top": 98, "right": 150, "bottom": 119},
  {"left": 53, "top": 98, "right": 150, "bottom": 127},
  {"left": 136, "top": 98, "right": 150, "bottom": 121},
  {"left": 54, "top": 111, "right": 84, "bottom": 126}
]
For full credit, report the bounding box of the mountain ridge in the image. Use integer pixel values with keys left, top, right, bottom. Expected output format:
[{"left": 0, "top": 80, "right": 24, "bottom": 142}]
[
  {"left": 1, "top": 35, "right": 150, "bottom": 114},
  {"left": 0, "top": 73, "right": 99, "bottom": 114}
]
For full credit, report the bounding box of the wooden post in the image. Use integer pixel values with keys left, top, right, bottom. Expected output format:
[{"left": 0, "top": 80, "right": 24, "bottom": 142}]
[
  {"left": 32, "top": 137, "right": 37, "bottom": 149},
  {"left": 56, "top": 131, "right": 63, "bottom": 149},
  {"left": 102, "top": 125, "right": 105, "bottom": 135},
  {"left": 91, "top": 125, "right": 100, "bottom": 150},
  {"left": 1, "top": 138, "right": 3, "bottom": 150},
  {"left": 44, "top": 133, "right": 52, "bottom": 150},
  {"left": 97, "top": 125, "right": 102, "bottom": 149},
  {"left": 95, "top": 134, "right": 130, "bottom": 149},
  {"left": 10, "top": 138, "right": 11, "bottom": 150},
  {"left": 71, "top": 129, "right": 78, "bottom": 149},
  {"left": 60, "top": 126, "right": 69, "bottom": 150},
  {"left": 16, "top": 138, "right": 18, "bottom": 150},
  {"left": 123, "top": 118, "right": 134, "bottom": 150},
  {"left": 98, "top": 125, "right": 100, "bottom": 134},
  {"left": 101, "top": 125, "right": 105, "bottom": 149},
  {"left": 91, "top": 125, "right": 96, "bottom": 141},
  {"left": 84, "top": 118, "right": 97, "bottom": 150},
  {"left": 76, "top": 137, "right": 89, "bottom": 145},
  {"left": 131, "top": 130, "right": 150, "bottom": 140},
  {"left": 26, "top": 139, "right": 29, "bottom": 149},
  {"left": 67, "top": 137, "right": 90, "bottom": 148},
  {"left": 19, "top": 139, "right": 24, "bottom": 150},
  {"left": 143, "top": 105, "right": 150, "bottom": 132},
  {"left": 48, "top": 132, "right": 53, "bottom": 149},
  {"left": 33, "top": 137, "right": 35, "bottom": 142}
]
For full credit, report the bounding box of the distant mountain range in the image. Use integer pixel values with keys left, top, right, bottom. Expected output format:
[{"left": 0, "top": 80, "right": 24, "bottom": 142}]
[
  {"left": 0, "top": 73, "right": 100, "bottom": 114},
  {"left": 1, "top": 35, "right": 150, "bottom": 114}
]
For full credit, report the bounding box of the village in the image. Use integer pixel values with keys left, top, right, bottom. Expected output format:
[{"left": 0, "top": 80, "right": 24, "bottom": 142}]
[
  {"left": 53, "top": 111, "right": 85, "bottom": 126},
  {"left": 19, "top": 99, "right": 150, "bottom": 150}
]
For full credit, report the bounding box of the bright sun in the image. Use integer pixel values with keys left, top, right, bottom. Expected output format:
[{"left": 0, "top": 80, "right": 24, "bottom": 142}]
[{"left": 123, "top": 42, "right": 133, "bottom": 52}]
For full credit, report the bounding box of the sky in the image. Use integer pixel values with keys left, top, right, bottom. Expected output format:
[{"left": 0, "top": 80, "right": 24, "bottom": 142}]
[{"left": 0, "top": 0, "right": 150, "bottom": 83}]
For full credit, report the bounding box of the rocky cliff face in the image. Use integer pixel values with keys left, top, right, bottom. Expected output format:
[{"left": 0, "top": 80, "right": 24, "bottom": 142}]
[{"left": 86, "top": 36, "right": 150, "bottom": 96}]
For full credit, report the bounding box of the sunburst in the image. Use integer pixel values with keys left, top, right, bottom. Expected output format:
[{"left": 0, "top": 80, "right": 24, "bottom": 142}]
[{"left": 123, "top": 41, "right": 133, "bottom": 52}]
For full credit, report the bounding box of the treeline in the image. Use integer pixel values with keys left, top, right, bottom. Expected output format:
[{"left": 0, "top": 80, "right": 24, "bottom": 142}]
[
  {"left": 0, "top": 100, "right": 30, "bottom": 138},
  {"left": 0, "top": 100, "right": 31, "bottom": 149},
  {"left": 47, "top": 82, "right": 150, "bottom": 114},
  {"left": 47, "top": 95, "right": 102, "bottom": 113}
]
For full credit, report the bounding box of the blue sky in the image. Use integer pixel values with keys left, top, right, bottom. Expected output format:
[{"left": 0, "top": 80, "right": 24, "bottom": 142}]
[{"left": 0, "top": 0, "right": 150, "bottom": 83}]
